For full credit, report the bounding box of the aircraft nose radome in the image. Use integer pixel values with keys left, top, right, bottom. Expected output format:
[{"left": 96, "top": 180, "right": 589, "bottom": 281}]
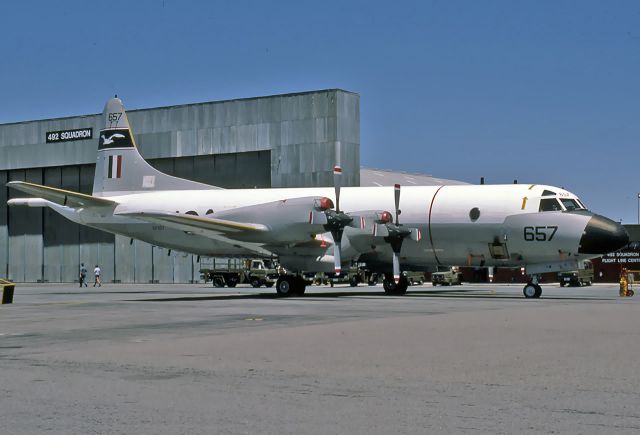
[{"left": 578, "top": 214, "right": 629, "bottom": 255}]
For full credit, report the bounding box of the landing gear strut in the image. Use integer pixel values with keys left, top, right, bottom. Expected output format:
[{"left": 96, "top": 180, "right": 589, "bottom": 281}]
[
  {"left": 383, "top": 273, "right": 409, "bottom": 296},
  {"left": 523, "top": 277, "right": 542, "bottom": 299},
  {"left": 275, "top": 275, "right": 306, "bottom": 297}
]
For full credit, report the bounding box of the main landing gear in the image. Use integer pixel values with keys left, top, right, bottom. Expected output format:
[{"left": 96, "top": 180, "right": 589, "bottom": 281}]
[
  {"left": 523, "top": 279, "right": 542, "bottom": 298},
  {"left": 275, "top": 275, "right": 307, "bottom": 297},
  {"left": 382, "top": 273, "right": 409, "bottom": 296}
]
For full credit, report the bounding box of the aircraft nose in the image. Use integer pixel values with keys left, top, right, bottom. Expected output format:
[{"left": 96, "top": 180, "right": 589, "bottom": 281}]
[{"left": 578, "top": 214, "right": 629, "bottom": 254}]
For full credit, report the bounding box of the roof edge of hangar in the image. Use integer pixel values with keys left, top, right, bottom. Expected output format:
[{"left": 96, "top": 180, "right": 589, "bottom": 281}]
[
  {"left": 360, "top": 167, "right": 469, "bottom": 187},
  {"left": 0, "top": 89, "right": 358, "bottom": 127}
]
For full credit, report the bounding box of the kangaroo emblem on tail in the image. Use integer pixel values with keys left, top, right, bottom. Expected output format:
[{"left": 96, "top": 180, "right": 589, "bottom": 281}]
[{"left": 100, "top": 133, "right": 125, "bottom": 145}]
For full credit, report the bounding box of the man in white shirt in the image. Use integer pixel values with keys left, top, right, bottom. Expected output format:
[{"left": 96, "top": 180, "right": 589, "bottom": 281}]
[{"left": 93, "top": 265, "right": 102, "bottom": 287}]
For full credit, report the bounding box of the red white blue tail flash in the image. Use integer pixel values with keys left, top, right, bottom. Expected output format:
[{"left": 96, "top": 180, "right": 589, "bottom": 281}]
[{"left": 107, "top": 155, "right": 122, "bottom": 179}]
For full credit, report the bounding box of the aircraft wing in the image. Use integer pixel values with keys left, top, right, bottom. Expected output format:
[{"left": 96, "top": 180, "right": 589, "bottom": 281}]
[
  {"left": 117, "top": 210, "right": 273, "bottom": 255},
  {"left": 117, "top": 210, "right": 269, "bottom": 234},
  {"left": 120, "top": 195, "right": 331, "bottom": 242},
  {"left": 7, "top": 181, "right": 117, "bottom": 208},
  {"left": 118, "top": 195, "right": 336, "bottom": 253}
]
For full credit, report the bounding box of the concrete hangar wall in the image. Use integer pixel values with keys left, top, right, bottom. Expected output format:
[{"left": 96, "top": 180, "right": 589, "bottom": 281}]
[{"left": 0, "top": 89, "right": 360, "bottom": 283}]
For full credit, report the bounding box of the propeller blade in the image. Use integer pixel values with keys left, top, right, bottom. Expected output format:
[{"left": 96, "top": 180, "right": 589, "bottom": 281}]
[
  {"left": 334, "top": 166, "right": 342, "bottom": 212},
  {"left": 392, "top": 252, "right": 400, "bottom": 284},
  {"left": 410, "top": 228, "right": 422, "bottom": 242},
  {"left": 334, "top": 240, "right": 342, "bottom": 274},
  {"left": 394, "top": 184, "right": 401, "bottom": 225}
]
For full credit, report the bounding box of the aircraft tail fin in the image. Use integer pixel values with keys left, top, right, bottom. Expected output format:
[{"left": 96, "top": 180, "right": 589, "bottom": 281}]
[{"left": 93, "top": 97, "right": 217, "bottom": 196}]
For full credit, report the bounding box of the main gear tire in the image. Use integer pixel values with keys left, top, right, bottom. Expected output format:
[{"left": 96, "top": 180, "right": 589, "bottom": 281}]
[
  {"left": 383, "top": 275, "right": 408, "bottom": 296},
  {"left": 276, "top": 276, "right": 293, "bottom": 297}
]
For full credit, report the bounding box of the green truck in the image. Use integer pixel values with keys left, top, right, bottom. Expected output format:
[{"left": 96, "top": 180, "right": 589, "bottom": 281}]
[
  {"left": 200, "top": 258, "right": 279, "bottom": 288},
  {"left": 558, "top": 260, "right": 594, "bottom": 287},
  {"left": 431, "top": 269, "right": 464, "bottom": 286}
]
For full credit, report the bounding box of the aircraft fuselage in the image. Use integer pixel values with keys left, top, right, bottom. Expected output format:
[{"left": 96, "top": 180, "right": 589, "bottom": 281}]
[{"left": 58, "top": 183, "right": 624, "bottom": 274}]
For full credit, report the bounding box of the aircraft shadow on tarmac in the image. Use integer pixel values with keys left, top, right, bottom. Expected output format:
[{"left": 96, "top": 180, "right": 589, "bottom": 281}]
[
  {"left": 130, "top": 288, "right": 615, "bottom": 303},
  {"left": 51, "top": 291, "right": 172, "bottom": 296}
]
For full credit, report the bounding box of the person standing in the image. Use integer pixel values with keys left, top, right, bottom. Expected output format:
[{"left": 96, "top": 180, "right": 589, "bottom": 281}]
[
  {"left": 79, "top": 263, "right": 88, "bottom": 287},
  {"left": 93, "top": 264, "right": 102, "bottom": 287}
]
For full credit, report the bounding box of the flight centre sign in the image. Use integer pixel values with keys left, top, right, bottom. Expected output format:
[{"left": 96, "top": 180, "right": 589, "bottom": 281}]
[
  {"left": 600, "top": 249, "right": 640, "bottom": 265},
  {"left": 46, "top": 128, "right": 93, "bottom": 143}
]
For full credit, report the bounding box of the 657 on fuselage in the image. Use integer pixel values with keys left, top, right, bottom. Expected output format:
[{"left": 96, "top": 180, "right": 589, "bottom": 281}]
[{"left": 524, "top": 226, "right": 558, "bottom": 242}]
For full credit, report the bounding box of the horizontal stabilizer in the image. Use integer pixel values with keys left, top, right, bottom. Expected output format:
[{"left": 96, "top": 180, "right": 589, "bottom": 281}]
[
  {"left": 7, "top": 198, "right": 54, "bottom": 208},
  {"left": 117, "top": 210, "right": 268, "bottom": 235},
  {"left": 7, "top": 181, "right": 117, "bottom": 208}
]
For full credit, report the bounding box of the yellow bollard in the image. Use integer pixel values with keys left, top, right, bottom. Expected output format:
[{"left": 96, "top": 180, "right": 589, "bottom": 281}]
[
  {"left": 619, "top": 276, "right": 635, "bottom": 297},
  {"left": 618, "top": 269, "right": 636, "bottom": 297},
  {"left": 0, "top": 279, "right": 16, "bottom": 304}
]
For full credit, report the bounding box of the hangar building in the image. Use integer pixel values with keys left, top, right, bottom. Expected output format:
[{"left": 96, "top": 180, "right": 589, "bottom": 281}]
[{"left": 0, "top": 90, "right": 360, "bottom": 283}]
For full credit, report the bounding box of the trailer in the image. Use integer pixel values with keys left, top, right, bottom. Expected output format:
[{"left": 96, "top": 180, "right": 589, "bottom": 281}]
[{"left": 311, "top": 265, "right": 380, "bottom": 287}]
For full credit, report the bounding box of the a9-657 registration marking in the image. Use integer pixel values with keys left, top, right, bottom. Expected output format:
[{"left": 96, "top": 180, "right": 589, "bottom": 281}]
[{"left": 524, "top": 226, "right": 558, "bottom": 241}]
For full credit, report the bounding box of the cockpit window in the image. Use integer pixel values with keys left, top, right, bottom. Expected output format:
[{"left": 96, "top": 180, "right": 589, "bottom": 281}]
[
  {"left": 539, "top": 198, "right": 563, "bottom": 212},
  {"left": 560, "top": 198, "right": 583, "bottom": 211},
  {"left": 542, "top": 190, "right": 556, "bottom": 197},
  {"left": 576, "top": 199, "right": 587, "bottom": 209}
]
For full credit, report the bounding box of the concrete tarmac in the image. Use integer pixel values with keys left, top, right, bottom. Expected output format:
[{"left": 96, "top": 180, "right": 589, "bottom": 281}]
[{"left": 1, "top": 282, "right": 639, "bottom": 434}]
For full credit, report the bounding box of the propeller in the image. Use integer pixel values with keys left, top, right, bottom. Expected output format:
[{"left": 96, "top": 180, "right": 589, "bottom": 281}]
[
  {"left": 323, "top": 166, "right": 422, "bottom": 281},
  {"left": 383, "top": 184, "right": 421, "bottom": 284},
  {"left": 323, "top": 165, "right": 353, "bottom": 274},
  {"left": 394, "top": 183, "right": 401, "bottom": 224}
]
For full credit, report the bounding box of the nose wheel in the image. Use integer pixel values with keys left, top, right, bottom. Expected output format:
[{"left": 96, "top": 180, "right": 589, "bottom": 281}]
[{"left": 523, "top": 282, "right": 542, "bottom": 298}]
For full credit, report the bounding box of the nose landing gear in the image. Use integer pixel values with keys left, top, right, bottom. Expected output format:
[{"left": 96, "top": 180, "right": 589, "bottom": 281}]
[{"left": 523, "top": 276, "right": 542, "bottom": 298}]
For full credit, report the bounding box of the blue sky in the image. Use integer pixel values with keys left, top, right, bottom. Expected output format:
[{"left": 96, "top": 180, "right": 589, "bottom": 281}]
[{"left": 1, "top": 1, "right": 639, "bottom": 222}]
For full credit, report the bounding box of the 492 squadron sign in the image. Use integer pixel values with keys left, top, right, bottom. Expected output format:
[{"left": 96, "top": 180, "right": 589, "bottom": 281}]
[{"left": 46, "top": 128, "right": 93, "bottom": 143}]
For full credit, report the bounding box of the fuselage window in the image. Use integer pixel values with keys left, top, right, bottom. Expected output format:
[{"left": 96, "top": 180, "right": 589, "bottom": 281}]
[
  {"left": 539, "top": 198, "right": 563, "bottom": 212},
  {"left": 559, "top": 198, "right": 582, "bottom": 211}
]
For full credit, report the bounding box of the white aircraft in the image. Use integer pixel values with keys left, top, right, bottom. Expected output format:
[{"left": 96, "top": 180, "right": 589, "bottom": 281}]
[{"left": 7, "top": 98, "right": 629, "bottom": 298}]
